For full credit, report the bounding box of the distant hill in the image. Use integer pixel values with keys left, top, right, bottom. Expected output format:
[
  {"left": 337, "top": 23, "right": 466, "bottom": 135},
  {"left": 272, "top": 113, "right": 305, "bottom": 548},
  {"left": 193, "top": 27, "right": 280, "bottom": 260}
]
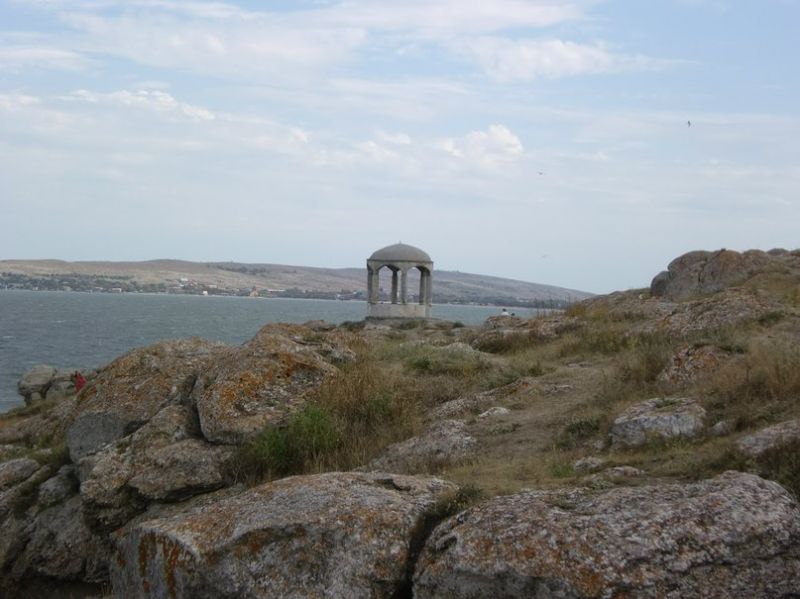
[{"left": 0, "top": 259, "right": 592, "bottom": 306}]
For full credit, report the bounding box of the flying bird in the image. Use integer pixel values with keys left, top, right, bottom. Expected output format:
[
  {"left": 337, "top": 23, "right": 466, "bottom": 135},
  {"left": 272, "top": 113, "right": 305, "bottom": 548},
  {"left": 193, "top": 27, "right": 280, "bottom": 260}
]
[{"left": 687, "top": 120, "right": 691, "bottom": 127}]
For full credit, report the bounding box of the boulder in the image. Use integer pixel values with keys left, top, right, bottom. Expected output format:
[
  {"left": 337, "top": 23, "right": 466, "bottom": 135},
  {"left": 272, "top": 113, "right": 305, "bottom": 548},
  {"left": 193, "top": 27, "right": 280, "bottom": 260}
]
[
  {"left": 737, "top": 419, "right": 800, "bottom": 458},
  {"left": 414, "top": 472, "right": 800, "bottom": 598},
  {"left": 79, "top": 405, "right": 234, "bottom": 531},
  {"left": 478, "top": 407, "right": 510, "bottom": 419},
  {"left": 194, "top": 324, "right": 344, "bottom": 445},
  {"left": 611, "top": 397, "right": 706, "bottom": 449},
  {"left": 65, "top": 338, "right": 227, "bottom": 461},
  {"left": 365, "top": 420, "right": 477, "bottom": 474},
  {"left": 17, "top": 365, "right": 57, "bottom": 402},
  {"left": 111, "top": 472, "right": 456, "bottom": 599},
  {"left": 573, "top": 456, "right": 606, "bottom": 473}
]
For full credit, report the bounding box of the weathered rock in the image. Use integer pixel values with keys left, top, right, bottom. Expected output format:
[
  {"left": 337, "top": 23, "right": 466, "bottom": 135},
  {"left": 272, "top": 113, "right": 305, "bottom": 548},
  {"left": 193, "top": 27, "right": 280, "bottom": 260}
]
[
  {"left": 8, "top": 495, "right": 109, "bottom": 584},
  {"left": 650, "top": 248, "right": 780, "bottom": 300},
  {"left": 37, "top": 465, "right": 78, "bottom": 507},
  {"left": 112, "top": 472, "right": 456, "bottom": 599},
  {"left": 365, "top": 420, "right": 477, "bottom": 473},
  {"left": 611, "top": 397, "right": 706, "bottom": 449},
  {"left": 80, "top": 404, "right": 234, "bottom": 531},
  {"left": 0, "top": 457, "right": 39, "bottom": 491},
  {"left": 478, "top": 406, "right": 510, "bottom": 419},
  {"left": 711, "top": 420, "right": 734, "bottom": 437},
  {"left": 414, "top": 472, "right": 800, "bottom": 598},
  {"left": 194, "top": 324, "right": 344, "bottom": 444},
  {"left": 638, "top": 288, "right": 779, "bottom": 337},
  {"left": 65, "top": 338, "right": 227, "bottom": 461},
  {"left": 605, "top": 465, "right": 645, "bottom": 478},
  {"left": 737, "top": 419, "right": 800, "bottom": 458},
  {"left": 17, "top": 364, "right": 57, "bottom": 401},
  {"left": 658, "top": 344, "right": 728, "bottom": 387}
]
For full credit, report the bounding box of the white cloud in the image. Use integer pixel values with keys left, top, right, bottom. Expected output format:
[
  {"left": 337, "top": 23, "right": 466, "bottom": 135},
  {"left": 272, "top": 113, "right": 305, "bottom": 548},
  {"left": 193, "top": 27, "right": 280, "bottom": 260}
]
[
  {"left": 0, "top": 46, "right": 87, "bottom": 71},
  {"left": 438, "top": 124, "right": 524, "bottom": 166},
  {"left": 67, "top": 89, "right": 216, "bottom": 121},
  {"left": 459, "top": 37, "right": 663, "bottom": 82}
]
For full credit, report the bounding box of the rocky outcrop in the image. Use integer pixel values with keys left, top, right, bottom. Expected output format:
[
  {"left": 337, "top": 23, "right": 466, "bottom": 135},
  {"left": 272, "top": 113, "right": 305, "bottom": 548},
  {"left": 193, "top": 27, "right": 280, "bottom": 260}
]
[
  {"left": 194, "top": 324, "right": 349, "bottom": 444},
  {"left": 365, "top": 420, "right": 477, "bottom": 473},
  {"left": 737, "top": 419, "right": 800, "bottom": 458},
  {"left": 65, "top": 338, "right": 228, "bottom": 461},
  {"left": 637, "top": 288, "right": 779, "bottom": 337},
  {"left": 414, "top": 472, "right": 800, "bottom": 598},
  {"left": 658, "top": 343, "right": 729, "bottom": 386},
  {"left": 112, "top": 472, "right": 456, "bottom": 599},
  {"left": 611, "top": 397, "right": 706, "bottom": 449},
  {"left": 650, "top": 248, "right": 800, "bottom": 301}
]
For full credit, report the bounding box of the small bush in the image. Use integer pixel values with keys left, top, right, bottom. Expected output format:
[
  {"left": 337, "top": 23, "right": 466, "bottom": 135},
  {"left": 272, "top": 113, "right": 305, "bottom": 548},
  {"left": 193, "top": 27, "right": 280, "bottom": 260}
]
[{"left": 556, "top": 418, "right": 600, "bottom": 449}]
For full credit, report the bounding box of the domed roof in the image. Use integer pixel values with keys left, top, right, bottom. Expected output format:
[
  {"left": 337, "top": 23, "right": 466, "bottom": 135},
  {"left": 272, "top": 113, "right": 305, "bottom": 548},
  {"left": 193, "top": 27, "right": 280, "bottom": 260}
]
[{"left": 369, "top": 243, "right": 432, "bottom": 263}]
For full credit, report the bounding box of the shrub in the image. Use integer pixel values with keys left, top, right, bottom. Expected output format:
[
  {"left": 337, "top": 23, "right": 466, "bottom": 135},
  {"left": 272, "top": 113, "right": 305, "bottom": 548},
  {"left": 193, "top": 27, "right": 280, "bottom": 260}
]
[{"left": 556, "top": 418, "right": 600, "bottom": 449}]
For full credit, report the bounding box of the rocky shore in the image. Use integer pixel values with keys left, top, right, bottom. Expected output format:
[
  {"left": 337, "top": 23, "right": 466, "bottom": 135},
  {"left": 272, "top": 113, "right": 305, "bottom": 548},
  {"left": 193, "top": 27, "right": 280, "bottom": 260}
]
[{"left": 1, "top": 248, "right": 799, "bottom": 598}]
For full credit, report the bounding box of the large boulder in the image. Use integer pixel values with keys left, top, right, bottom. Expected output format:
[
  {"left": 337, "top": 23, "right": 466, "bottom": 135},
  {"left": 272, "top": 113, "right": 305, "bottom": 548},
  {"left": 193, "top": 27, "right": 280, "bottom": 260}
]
[
  {"left": 79, "top": 404, "right": 234, "bottom": 531},
  {"left": 737, "top": 419, "right": 800, "bottom": 458},
  {"left": 65, "top": 338, "right": 227, "bottom": 461},
  {"left": 111, "top": 472, "right": 456, "bottom": 598},
  {"left": 365, "top": 420, "right": 477, "bottom": 473},
  {"left": 414, "top": 472, "right": 800, "bottom": 598},
  {"left": 610, "top": 397, "right": 706, "bottom": 449},
  {"left": 194, "top": 324, "right": 347, "bottom": 444},
  {"left": 17, "top": 365, "right": 57, "bottom": 403},
  {"left": 649, "top": 248, "right": 800, "bottom": 301}
]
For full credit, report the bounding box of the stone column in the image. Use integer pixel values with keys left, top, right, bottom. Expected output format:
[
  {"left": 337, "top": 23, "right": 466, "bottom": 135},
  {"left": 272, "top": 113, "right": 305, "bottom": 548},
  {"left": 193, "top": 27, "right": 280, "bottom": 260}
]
[
  {"left": 367, "top": 267, "right": 373, "bottom": 303},
  {"left": 425, "top": 271, "right": 433, "bottom": 305},
  {"left": 418, "top": 271, "right": 425, "bottom": 304},
  {"left": 369, "top": 268, "right": 380, "bottom": 303},
  {"left": 400, "top": 269, "right": 408, "bottom": 304},
  {"left": 391, "top": 270, "right": 398, "bottom": 304}
]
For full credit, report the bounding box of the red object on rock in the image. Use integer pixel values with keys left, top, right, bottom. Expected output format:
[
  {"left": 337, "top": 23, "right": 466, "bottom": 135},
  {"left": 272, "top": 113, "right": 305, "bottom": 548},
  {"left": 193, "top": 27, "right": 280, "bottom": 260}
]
[{"left": 74, "top": 372, "right": 87, "bottom": 393}]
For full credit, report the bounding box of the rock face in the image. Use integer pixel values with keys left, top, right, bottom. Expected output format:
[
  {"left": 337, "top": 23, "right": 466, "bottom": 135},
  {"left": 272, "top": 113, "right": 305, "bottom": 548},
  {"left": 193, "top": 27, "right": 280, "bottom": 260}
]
[
  {"left": 112, "top": 472, "right": 456, "bottom": 599},
  {"left": 736, "top": 419, "right": 800, "bottom": 458},
  {"left": 79, "top": 405, "right": 234, "bottom": 530},
  {"left": 611, "top": 397, "right": 706, "bottom": 449},
  {"left": 194, "top": 324, "right": 346, "bottom": 444},
  {"left": 66, "top": 338, "right": 227, "bottom": 461},
  {"left": 650, "top": 248, "right": 800, "bottom": 300},
  {"left": 414, "top": 472, "right": 800, "bottom": 598},
  {"left": 365, "top": 420, "right": 477, "bottom": 473}
]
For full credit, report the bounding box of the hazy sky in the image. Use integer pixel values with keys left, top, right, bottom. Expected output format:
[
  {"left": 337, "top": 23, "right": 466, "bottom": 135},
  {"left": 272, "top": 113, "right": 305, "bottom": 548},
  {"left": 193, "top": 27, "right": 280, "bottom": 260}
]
[{"left": 1, "top": 1, "right": 798, "bottom": 293}]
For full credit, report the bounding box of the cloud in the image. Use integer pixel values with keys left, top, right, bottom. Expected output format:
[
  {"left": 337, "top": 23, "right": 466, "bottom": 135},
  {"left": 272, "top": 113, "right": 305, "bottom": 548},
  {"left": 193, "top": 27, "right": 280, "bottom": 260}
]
[
  {"left": 66, "top": 89, "right": 216, "bottom": 121},
  {"left": 0, "top": 46, "right": 88, "bottom": 71},
  {"left": 459, "top": 37, "right": 664, "bottom": 82},
  {"left": 438, "top": 124, "right": 524, "bottom": 166}
]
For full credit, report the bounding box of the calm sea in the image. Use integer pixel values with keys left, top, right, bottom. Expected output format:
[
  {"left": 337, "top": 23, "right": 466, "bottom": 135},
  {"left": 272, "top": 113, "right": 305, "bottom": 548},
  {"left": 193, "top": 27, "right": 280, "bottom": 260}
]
[{"left": 0, "top": 290, "right": 534, "bottom": 413}]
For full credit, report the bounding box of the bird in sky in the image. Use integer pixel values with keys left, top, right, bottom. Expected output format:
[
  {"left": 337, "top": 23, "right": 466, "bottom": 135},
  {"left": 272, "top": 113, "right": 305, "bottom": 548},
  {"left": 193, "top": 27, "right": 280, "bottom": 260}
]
[{"left": 687, "top": 120, "right": 692, "bottom": 127}]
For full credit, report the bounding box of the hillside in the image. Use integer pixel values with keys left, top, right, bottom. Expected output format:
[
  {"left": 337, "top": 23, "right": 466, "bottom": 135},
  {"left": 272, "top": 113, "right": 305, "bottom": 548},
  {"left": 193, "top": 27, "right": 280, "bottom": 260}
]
[{"left": 0, "top": 259, "right": 592, "bottom": 306}]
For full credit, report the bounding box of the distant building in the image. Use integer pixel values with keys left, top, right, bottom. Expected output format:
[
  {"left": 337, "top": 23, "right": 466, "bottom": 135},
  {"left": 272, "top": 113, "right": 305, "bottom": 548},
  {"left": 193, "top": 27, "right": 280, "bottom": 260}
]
[{"left": 367, "top": 243, "right": 433, "bottom": 319}]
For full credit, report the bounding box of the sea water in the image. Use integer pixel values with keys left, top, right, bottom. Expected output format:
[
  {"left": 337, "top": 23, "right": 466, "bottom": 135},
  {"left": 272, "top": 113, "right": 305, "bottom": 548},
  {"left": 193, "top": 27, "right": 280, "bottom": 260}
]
[{"left": 0, "top": 290, "right": 534, "bottom": 412}]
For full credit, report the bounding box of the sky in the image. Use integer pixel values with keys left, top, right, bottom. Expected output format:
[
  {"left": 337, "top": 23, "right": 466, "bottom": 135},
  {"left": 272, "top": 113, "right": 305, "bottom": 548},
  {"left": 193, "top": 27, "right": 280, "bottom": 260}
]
[{"left": 1, "top": 1, "right": 798, "bottom": 293}]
